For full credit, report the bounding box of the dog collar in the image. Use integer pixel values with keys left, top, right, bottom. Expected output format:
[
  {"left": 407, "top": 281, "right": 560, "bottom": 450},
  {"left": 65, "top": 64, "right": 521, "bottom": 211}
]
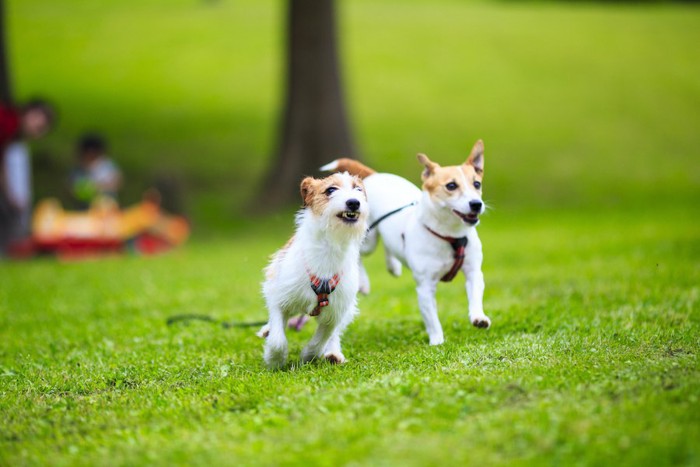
[
  {"left": 307, "top": 269, "right": 341, "bottom": 316},
  {"left": 424, "top": 226, "right": 468, "bottom": 282}
]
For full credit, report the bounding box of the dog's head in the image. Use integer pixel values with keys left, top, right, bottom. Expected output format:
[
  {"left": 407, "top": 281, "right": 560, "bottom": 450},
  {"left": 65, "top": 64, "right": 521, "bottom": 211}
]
[
  {"left": 417, "top": 140, "right": 486, "bottom": 226},
  {"left": 300, "top": 172, "right": 368, "bottom": 234}
]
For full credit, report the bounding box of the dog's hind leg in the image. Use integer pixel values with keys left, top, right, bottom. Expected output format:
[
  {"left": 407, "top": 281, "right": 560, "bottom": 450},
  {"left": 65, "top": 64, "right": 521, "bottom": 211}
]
[
  {"left": 385, "top": 251, "right": 402, "bottom": 277},
  {"left": 358, "top": 229, "right": 379, "bottom": 295},
  {"left": 358, "top": 259, "right": 371, "bottom": 295},
  {"left": 263, "top": 308, "right": 288, "bottom": 369},
  {"left": 361, "top": 228, "right": 378, "bottom": 255}
]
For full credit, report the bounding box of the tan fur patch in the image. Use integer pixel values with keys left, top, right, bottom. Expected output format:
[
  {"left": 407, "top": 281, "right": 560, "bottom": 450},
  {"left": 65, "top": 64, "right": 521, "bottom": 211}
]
[
  {"left": 416, "top": 141, "right": 485, "bottom": 203},
  {"left": 300, "top": 173, "right": 365, "bottom": 217},
  {"left": 331, "top": 158, "right": 376, "bottom": 178}
]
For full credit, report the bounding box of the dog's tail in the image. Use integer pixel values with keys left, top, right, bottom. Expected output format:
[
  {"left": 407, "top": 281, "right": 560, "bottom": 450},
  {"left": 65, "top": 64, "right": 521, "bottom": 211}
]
[{"left": 320, "top": 158, "right": 376, "bottom": 178}]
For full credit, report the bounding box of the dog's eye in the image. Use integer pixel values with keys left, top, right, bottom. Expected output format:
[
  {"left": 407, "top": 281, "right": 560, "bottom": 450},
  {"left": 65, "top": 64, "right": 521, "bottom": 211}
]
[
  {"left": 473, "top": 181, "right": 482, "bottom": 189},
  {"left": 354, "top": 186, "right": 363, "bottom": 192},
  {"left": 324, "top": 186, "right": 338, "bottom": 196},
  {"left": 445, "top": 181, "right": 458, "bottom": 191}
]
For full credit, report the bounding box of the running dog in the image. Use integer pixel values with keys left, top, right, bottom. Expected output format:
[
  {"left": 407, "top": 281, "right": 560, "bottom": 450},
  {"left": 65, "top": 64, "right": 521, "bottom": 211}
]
[
  {"left": 321, "top": 140, "right": 489, "bottom": 345},
  {"left": 260, "top": 172, "right": 369, "bottom": 368}
]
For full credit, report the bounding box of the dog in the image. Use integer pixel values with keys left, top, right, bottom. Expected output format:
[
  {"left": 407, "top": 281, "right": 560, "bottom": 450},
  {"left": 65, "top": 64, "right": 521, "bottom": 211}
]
[
  {"left": 321, "top": 140, "right": 489, "bottom": 345},
  {"left": 259, "top": 172, "right": 369, "bottom": 368}
]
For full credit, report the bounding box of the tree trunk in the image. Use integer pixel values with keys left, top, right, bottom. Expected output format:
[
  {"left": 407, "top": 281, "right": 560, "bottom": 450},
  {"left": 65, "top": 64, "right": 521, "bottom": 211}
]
[
  {"left": 259, "top": 0, "right": 357, "bottom": 208},
  {"left": 0, "top": 0, "right": 12, "bottom": 104}
]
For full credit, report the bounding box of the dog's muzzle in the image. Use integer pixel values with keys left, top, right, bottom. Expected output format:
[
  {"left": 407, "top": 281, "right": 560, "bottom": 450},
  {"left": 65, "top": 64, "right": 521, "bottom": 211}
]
[
  {"left": 338, "top": 198, "right": 361, "bottom": 224},
  {"left": 453, "top": 201, "right": 482, "bottom": 225}
]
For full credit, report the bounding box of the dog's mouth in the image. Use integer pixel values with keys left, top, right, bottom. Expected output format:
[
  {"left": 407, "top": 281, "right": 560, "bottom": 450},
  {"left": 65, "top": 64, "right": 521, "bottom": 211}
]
[
  {"left": 453, "top": 209, "right": 479, "bottom": 225},
  {"left": 337, "top": 211, "right": 360, "bottom": 224}
]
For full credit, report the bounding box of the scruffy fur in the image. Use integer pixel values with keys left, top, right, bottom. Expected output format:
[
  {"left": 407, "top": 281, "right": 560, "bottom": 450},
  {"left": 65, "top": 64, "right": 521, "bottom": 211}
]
[
  {"left": 260, "top": 172, "right": 369, "bottom": 368},
  {"left": 322, "top": 140, "right": 490, "bottom": 345}
]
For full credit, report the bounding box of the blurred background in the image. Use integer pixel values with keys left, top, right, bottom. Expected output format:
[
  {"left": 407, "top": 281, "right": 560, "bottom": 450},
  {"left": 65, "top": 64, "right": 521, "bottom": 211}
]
[{"left": 7, "top": 0, "right": 700, "bottom": 236}]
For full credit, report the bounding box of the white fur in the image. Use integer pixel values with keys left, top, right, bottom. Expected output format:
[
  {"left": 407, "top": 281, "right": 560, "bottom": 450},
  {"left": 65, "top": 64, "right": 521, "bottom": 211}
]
[
  {"left": 359, "top": 171, "right": 489, "bottom": 345},
  {"left": 260, "top": 172, "right": 368, "bottom": 369}
]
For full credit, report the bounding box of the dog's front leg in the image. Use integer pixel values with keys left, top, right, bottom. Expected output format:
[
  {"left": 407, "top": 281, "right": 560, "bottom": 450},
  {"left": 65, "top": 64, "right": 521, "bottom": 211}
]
[
  {"left": 416, "top": 280, "right": 444, "bottom": 345},
  {"left": 321, "top": 329, "right": 346, "bottom": 364},
  {"left": 464, "top": 263, "right": 490, "bottom": 329},
  {"left": 301, "top": 319, "right": 336, "bottom": 363},
  {"left": 321, "top": 310, "right": 355, "bottom": 364},
  {"left": 263, "top": 308, "right": 288, "bottom": 369}
]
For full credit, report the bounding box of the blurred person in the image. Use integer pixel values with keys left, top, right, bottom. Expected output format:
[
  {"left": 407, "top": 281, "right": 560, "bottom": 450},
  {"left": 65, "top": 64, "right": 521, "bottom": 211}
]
[
  {"left": 0, "top": 99, "right": 56, "bottom": 255},
  {"left": 69, "top": 133, "right": 122, "bottom": 209}
]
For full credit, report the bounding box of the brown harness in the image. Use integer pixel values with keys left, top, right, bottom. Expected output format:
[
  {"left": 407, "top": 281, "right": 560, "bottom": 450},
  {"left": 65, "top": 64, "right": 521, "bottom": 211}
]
[{"left": 424, "top": 226, "right": 468, "bottom": 282}]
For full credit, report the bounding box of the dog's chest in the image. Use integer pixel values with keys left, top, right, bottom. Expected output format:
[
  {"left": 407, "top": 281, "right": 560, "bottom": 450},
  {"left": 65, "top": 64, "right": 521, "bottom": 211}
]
[
  {"left": 405, "top": 228, "right": 472, "bottom": 279},
  {"left": 280, "top": 270, "right": 356, "bottom": 316}
]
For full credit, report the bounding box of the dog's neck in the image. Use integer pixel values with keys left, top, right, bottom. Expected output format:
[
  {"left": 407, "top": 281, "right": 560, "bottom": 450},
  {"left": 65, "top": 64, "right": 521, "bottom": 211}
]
[
  {"left": 418, "top": 191, "right": 472, "bottom": 238},
  {"left": 297, "top": 209, "right": 363, "bottom": 274}
]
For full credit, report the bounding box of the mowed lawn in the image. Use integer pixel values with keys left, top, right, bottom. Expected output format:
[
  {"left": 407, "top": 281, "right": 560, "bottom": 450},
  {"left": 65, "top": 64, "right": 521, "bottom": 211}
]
[{"left": 1, "top": 206, "right": 698, "bottom": 465}]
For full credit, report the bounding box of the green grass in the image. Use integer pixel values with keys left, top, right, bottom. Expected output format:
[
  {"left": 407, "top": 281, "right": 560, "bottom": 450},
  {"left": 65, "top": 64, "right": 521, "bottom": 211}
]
[
  {"left": 1, "top": 207, "right": 698, "bottom": 465},
  {"left": 2, "top": 0, "right": 700, "bottom": 465},
  {"left": 10, "top": 0, "right": 700, "bottom": 227}
]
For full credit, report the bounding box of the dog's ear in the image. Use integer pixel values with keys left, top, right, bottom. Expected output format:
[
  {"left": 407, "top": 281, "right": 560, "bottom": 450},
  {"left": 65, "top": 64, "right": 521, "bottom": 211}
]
[
  {"left": 300, "top": 177, "right": 317, "bottom": 207},
  {"left": 466, "top": 140, "right": 484, "bottom": 174},
  {"left": 417, "top": 153, "right": 439, "bottom": 181}
]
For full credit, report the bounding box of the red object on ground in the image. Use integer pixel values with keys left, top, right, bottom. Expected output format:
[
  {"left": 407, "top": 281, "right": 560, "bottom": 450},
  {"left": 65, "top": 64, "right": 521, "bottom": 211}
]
[
  {"left": 33, "top": 237, "right": 124, "bottom": 260},
  {"left": 131, "top": 233, "right": 173, "bottom": 255}
]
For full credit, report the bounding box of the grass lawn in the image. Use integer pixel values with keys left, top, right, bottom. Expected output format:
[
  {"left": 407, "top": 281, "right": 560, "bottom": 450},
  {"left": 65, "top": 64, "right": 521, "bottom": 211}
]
[{"left": 1, "top": 206, "right": 698, "bottom": 465}]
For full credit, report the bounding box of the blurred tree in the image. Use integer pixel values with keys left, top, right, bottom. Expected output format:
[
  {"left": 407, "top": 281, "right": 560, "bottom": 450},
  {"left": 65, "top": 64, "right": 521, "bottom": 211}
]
[
  {"left": 0, "top": 0, "right": 12, "bottom": 103},
  {"left": 260, "top": 0, "right": 357, "bottom": 207}
]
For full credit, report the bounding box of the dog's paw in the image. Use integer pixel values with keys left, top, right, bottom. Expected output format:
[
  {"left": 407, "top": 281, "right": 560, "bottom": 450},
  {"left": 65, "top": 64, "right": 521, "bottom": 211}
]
[
  {"left": 324, "top": 352, "right": 346, "bottom": 364},
  {"left": 358, "top": 283, "right": 370, "bottom": 295},
  {"left": 428, "top": 334, "right": 444, "bottom": 346},
  {"left": 256, "top": 324, "right": 270, "bottom": 338},
  {"left": 471, "top": 315, "right": 491, "bottom": 329},
  {"left": 386, "top": 256, "right": 402, "bottom": 277},
  {"left": 300, "top": 349, "right": 317, "bottom": 364},
  {"left": 264, "top": 344, "right": 288, "bottom": 369}
]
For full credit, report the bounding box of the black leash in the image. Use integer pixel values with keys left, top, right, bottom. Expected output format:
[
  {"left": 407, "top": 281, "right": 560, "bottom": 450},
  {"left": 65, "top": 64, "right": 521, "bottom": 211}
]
[
  {"left": 166, "top": 314, "right": 267, "bottom": 329},
  {"left": 368, "top": 201, "right": 418, "bottom": 231}
]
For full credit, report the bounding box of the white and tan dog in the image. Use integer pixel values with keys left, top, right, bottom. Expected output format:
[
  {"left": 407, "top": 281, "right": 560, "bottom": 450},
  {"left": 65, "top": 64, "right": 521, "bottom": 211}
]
[
  {"left": 260, "top": 172, "right": 369, "bottom": 368},
  {"left": 321, "top": 140, "right": 489, "bottom": 345}
]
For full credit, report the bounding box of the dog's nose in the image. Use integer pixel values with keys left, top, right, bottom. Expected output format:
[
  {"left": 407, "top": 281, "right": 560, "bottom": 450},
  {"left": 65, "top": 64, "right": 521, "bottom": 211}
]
[
  {"left": 346, "top": 199, "right": 360, "bottom": 211},
  {"left": 469, "top": 200, "right": 483, "bottom": 213}
]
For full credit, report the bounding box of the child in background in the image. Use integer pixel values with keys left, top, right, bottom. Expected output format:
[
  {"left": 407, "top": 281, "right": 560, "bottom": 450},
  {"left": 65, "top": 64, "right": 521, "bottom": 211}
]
[
  {"left": 0, "top": 99, "right": 56, "bottom": 255},
  {"left": 70, "top": 133, "right": 122, "bottom": 209}
]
